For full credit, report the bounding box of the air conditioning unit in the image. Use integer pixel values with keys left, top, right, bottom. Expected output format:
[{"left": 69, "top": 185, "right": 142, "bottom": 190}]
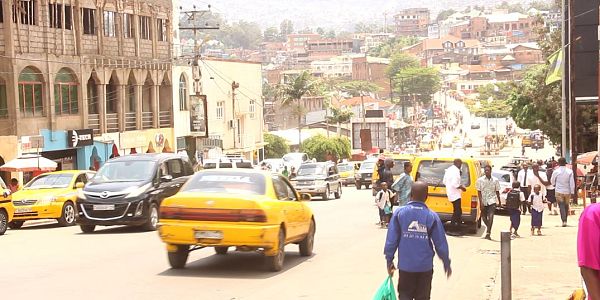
[{"left": 228, "top": 120, "right": 235, "bottom": 129}]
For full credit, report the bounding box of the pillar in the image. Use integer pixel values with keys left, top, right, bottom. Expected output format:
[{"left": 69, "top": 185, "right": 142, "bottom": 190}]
[
  {"left": 136, "top": 84, "right": 143, "bottom": 129},
  {"left": 97, "top": 83, "right": 106, "bottom": 133},
  {"left": 151, "top": 84, "right": 159, "bottom": 128}
]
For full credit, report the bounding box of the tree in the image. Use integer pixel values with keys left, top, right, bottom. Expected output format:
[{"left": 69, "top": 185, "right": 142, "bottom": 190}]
[
  {"left": 302, "top": 135, "right": 351, "bottom": 162},
  {"left": 316, "top": 27, "right": 326, "bottom": 36},
  {"left": 436, "top": 9, "right": 456, "bottom": 22},
  {"left": 325, "top": 30, "right": 337, "bottom": 39},
  {"left": 327, "top": 106, "right": 354, "bottom": 136},
  {"left": 497, "top": 1, "right": 526, "bottom": 13},
  {"left": 337, "top": 81, "right": 382, "bottom": 125},
  {"left": 467, "top": 83, "right": 513, "bottom": 118},
  {"left": 264, "top": 133, "right": 290, "bottom": 158},
  {"left": 220, "top": 21, "right": 262, "bottom": 49},
  {"left": 263, "top": 26, "right": 280, "bottom": 42},
  {"left": 354, "top": 22, "right": 378, "bottom": 33},
  {"left": 281, "top": 71, "right": 320, "bottom": 150},
  {"left": 368, "top": 37, "right": 420, "bottom": 58},
  {"left": 393, "top": 67, "right": 441, "bottom": 103},
  {"left": 280, "top": 19, "right": 294, "bottom": 37},
  {"left": 385, "top": 53, "right": 420, "bottom": 78}
]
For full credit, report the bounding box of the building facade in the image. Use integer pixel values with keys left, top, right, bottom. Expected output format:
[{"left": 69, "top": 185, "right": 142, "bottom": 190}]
[{"left": 394, "top": 8, "right": 430, "bottom": 37}]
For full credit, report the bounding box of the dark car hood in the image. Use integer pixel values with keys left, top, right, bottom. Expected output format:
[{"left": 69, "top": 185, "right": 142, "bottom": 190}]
[{"left": 84, "top": 181, "right": 148, "bottom": 193}]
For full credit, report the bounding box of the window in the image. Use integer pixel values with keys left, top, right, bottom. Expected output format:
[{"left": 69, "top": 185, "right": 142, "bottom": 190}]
[
  {"left": 167, "top": 159, "right": 184, "bottom": 178},
  {"left": 0, "top": 82, "right": 7, "bottom": 118},
  {"left": 123, "top": 13, "right": 134, "bottom": 38},
  {"left": 13, "top": 0, "right": 36, "bottom": 25},
  {"left": 18, "top": 67, "right": 44, "bottom": 117},
  {"left": 48, "top": 3, "right": 71, "bottom": 29},
  {"left": 82, "top": 8, "right": 96, "bottom": 35},
  {"left": 139, "top": 16, "right": 150, "bottom": 40},
  {"left": 249, "top": 100, "right": 256, "bottom": 119},
  {"left": 103, "top": 11, "right": 116, "bottom": 37},
  {"left": 54, "top": 68, "right": 78, "bottom": 115},
  {"left": 178, "top": 74, "right": 187, "bottom": 111},
  {"left": 156, "top": 18, "right": 166, "bottom": 41},
  {"left": 0, "top": 1, "right": 3, "bottom": 23},
  {"left": 416, "top": 160, "right": 471, "bottom": 187},
  {"left": 216, "top": 101, "right": 224, "bottom": 119}
]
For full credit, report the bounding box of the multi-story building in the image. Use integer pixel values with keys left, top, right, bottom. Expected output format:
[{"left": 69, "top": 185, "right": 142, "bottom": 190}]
[
  {"left": 404, "top": 35, "right": 481, "bottom": 67},
  {"left": 354, "top": 33, "right": 394, "bottom": 53},
  {"left": 352, "top": 56, "right": 391, "bottom": 99},
  {"left": 306, "top": 39, "right": 354, "bottom": 60},
  {"left": 0, "top": 0, "right": 174, "bottom": 179},
  {"left": 286, "top": 33, "right": 321, "bottom": 52},
  {"left": 311, "top": 55, "right": 353, "bottom": 78},
  {"left": 394, "top": 8, "right": 430, "bottom": 37}
]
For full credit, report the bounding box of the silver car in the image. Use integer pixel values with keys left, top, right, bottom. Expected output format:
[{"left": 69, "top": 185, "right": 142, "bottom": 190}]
[{"left": 492, "top": 170, "right": 515, "bottom": 209}]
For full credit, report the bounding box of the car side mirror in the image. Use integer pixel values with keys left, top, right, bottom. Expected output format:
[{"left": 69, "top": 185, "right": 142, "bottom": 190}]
[
  {"left": 161, "top": 175, "right": 173, "bottom": 183},
  {"left": 300, "top": 193, "right": 312, "bottom": 201},
  {"left": 75, "top": 182, "right": 85, "bottom": 189}
]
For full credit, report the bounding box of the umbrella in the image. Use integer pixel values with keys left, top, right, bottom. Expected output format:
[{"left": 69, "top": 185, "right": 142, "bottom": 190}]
[
  {"left": 0, "top": 154, "right": 57, "bottom": 172},
  {"left": 146, "top": 142, "right": 156, "bottom": 153},
  {"left": 577, "top": 151, "right": 598, "bottom": 165}
]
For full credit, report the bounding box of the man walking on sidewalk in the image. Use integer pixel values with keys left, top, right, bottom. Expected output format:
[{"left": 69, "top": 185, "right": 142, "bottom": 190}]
[
  {"left": 550, "top": 157, "right": 575, "bottom": 227},
  {"left": 476, "top": 165, "right": 500, "bottom": 240},
  {"left": 384, "top": 181, "right": 452, "bottom": 300},
  {"left": 443, "top": 159, "right": 466, "bottom": 233},
  {"left": 517, "top": 163, "right": 532, "bottom": 215}
]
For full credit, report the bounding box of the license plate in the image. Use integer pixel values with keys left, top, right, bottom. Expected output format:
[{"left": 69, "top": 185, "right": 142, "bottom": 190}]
[
  {"left": 194, "top": 230, "right": 223, "bottom": 240},
  {"left": 93, "top": 204, "right": 115, "bottom": 211},
  {"left": 15, "top": 207, "right": 32, "bottom": 213}
]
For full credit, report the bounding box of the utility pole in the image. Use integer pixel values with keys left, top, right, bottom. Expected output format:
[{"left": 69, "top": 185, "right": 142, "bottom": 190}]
[
  {"left": 561, "top": 0, "right": 569, "bottom": 158},
  {"left": 232, "top": 81, "right": 240, "bottom": 149}
]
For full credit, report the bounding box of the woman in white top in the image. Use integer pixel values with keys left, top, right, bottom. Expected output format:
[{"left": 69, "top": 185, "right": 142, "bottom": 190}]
[{"left": 528, "top": 184, "right": 547, "bottom": 236}]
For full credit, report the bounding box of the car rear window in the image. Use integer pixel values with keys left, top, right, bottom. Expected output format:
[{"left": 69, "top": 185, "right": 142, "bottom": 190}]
[
  {"left": 338, "top": 164, "right": 353, "bottom": 172},
  {"left": 391, "top": 159, "right": 409, "bottom": 175},
  {"left": 235, "top": 162, "right": 253, "bottom": 169},
  {"left": 416, "top": 160, "right": 471, "bottom": 187},
  {"left": 360, "top": 161, "right": 375, "bottom": 171},
  {"left": 181, "top": 171, "right": 266, "bottom": 195}
]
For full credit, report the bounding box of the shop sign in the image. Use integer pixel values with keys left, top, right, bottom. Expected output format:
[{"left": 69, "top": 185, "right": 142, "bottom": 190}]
[
  {"left": 21, "top": 136, "right": 44, "bottom": 153},
  {"left": 190, "top": 95, "right": 208, "bottom": 137},
  {"left": 67, "top": 129, "right": 94, "bottom": 148}
]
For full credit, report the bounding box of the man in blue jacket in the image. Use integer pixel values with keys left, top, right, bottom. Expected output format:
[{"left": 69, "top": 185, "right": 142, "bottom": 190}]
[{"left": 384, "top": 181, "right": 452, "bottom": 300}]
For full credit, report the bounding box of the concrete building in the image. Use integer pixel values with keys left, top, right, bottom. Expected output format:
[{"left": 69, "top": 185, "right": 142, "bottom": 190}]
[
  {"left": 394, "top": 8, "right": 430, "bottom": 37},
  {"left": 351, "top": 56, "right": 391, "bottom": 99},
  {"left": 306, "top": 39, "right": 354, "bottom": 60},
  {"left": 310, "top": 55, "right": 353, "bottom": 78},
  {"left": 404, "top": 35, "right": 481, "bottom": 66},
  {"left": 286, "top": 33, "right": 321, "bottom": 52},
  {"left": 0, "top": 0, "right": 174, "bottom": 179}
]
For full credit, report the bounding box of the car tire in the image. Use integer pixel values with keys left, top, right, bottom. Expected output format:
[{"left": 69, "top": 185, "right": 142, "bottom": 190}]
[
  {"left": 322, "top": 186, "right": 330, "bottom": 201},
  {"left": 215, "top": 247, "right": 229, "bottom": 255},
  {"left": 468, "top": 221, "right": 479, "bottom": 234},
  {"left": 266, "top": 229, "right": 285, "bottom": 272},
  {"left": 80, "top": 225, "right": 96, "bottom": 233},
  {"left": 299, "top": 219, "right": 315, "bottom": 257},
  {"left": 0, "top": 210, "right": 8, "bottom": 235},
  {"left": 8, "top": 221, "right": 24, "bottom": 229},
  {"left": 57, "top": 202, "right": 76, "bottom": 226},
  {"left": 142, "top": 202, "right": 159, "bottom": 231},
  {"left": 334, "top": 185, "right": 341, "bottom": 199},
  {"left": 168, "top": 245, "right": 189, "bottom": 269}
]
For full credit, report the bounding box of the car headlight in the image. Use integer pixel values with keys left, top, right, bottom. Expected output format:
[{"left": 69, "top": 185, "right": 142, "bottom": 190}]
[
  {"left": 135, "top": 201, "right": 144, "bottom": 216},
  {"left": 125, "top": 183, "right": 151, "bottom": 199}
]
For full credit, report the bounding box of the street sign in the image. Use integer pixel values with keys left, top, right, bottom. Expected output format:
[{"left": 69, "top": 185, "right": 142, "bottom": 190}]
[{"left": 67, "top": 129, "right": 93, "bottom": 148}]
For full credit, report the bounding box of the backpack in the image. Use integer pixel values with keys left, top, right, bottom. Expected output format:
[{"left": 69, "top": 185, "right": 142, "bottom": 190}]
[{"left": 506, "top": 190, "right": 521, "bottom": 209}]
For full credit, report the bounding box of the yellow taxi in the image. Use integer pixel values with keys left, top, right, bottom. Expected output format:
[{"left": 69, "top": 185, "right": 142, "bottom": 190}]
[
  {"left": 0, "top": 177, "right": 14, "bottom": 235},
  {"left": 10, "top": 170, "right": 95, "bottom": 229},
  {"left": 411, "top": 156, "right": 482, "bottom": 234},
  {"left": 388, "top": 153, "right": 415, "bottom": 181},
  {"left": 158, "top": 169, "right": 315, "bottom": 272},
  {"left": 337, "top": 162, "right": 356, "bottom": 186}
]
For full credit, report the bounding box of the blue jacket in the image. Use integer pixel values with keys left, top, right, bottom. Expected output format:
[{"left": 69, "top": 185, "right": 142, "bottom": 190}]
[{"left": 384, "top": 201, "right": 451, "bottom": 272}]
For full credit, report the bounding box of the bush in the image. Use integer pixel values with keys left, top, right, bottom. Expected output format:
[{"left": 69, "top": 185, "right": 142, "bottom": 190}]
[
  {"left": 264, "top": 133, "right": 290, "bottom": 158},
  {"left": 302, "top": 135, "right": 351, "bottom": 162}
]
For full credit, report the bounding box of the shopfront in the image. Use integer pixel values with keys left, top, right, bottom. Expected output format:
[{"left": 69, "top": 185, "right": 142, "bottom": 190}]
[{"left": 40, "top": 129, "right": 112, "bottom": 171}]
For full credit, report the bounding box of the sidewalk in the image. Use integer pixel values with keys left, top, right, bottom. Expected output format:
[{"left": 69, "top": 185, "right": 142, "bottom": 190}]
[{"left": 490, "top": 208, "right": 582, "bottom": 300}]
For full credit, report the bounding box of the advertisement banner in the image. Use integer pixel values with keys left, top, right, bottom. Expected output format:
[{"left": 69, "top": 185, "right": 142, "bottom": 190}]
[{"left": 190, "top": 95, "right": 208, "bottom": 137}]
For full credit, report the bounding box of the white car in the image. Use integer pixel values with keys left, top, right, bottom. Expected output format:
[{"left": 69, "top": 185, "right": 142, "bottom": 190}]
[
  {"left": 492, "top": 170, "right": 515, "bottom": 209},
  {"left": 282, "top": 152, "right": 310, "bottom": 171}
]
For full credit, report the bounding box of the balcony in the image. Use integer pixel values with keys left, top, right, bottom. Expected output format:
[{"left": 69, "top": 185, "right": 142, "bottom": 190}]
[
  {"left": 124, "top": 112, "right": 137, "bottom": 131},
  {"left": 159, "top": 111, "right": 172, "bottom": 128},
  {"left": 106, "top": 113, "right": 119, "bottom": 133},
  {"left": 89, "top": 114, "right": 100, "bottom": 135},
  {"left": 142, "top": 112, "right": 153, "bottom": 129}
]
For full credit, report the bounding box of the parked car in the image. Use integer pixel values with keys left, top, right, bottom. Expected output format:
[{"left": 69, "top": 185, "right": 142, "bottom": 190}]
[
  {"left": 0, "top": 177, "right": 14, "bottom": 235},
  {"left": 492, "top": 170, "right": 515, "bottom": 210},
  {"left": 337, "top": 162, "right": 356, "bottom": 186},
  {"left": 471, "top": 122, "right": 481, "bottom": 129},
  {"left": 158, "top": 169, "right": 315, "bottom": 272},
  {"left": 76, "top": 153, "right": 193, "bottom": 233},
  {"left": 9, "top": 170, "right": 95, "bottom": 229},
  {"left": 290, "top": 162, "right": 341, "bottom": 200},
  {"left": 354, "top": 160, "right": 376, "bottom": 190}
]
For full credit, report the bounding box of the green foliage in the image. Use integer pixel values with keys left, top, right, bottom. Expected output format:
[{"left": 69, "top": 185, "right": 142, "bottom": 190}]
[
  {"left": 263, "top": 27, "right": 280, "bottom": 42},
  {"left": 337, "top": 80, "right": 382, "bottom": 97},
  {"left": 386, "top": 53, "right": 420, "bottom": 78},
  {"left": 219, "top": 20, "right": 262, "bottom": 49},
  {"left": 497, "top": 1, "right": 526, "bottom": 13},
  {"left": 280, "top": 19, "right": 295, "bottom": 37},
  {"left": 316, "top": 27, "right": 325, "bottom": 36},
  {"left": 466, "top": 83, "right": 513, "bottom": 118},
  {"left": 393, "top": 67, "right": 441, "bottom": 103},
  {"left": 264, "top": 133, "right": 290, "bottom": 159},
  {"left": 436, "top": 9, "right": 456, "bottom": 22},
  {"left": 302, "top": 135, "right": 351, "bottom": 162},
  {"left": 354, "top": 22, "right": 379, "bottom": 33},
  {"left": 368, "top": 37, "right": 420, "bottom": 58}
]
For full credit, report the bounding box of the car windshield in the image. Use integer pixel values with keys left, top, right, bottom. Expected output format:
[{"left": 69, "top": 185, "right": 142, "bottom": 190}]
[
  {"left": 92, "top": 160, "right": 155, "bottom": 183},
  {"left": 181, "top": 171, "right": 266, "bottom": 195},
  {"left": 338, "top": 164, "right": 353, "bottom": 172},
  {"left": 360, "top": 161, "right": 376, "bottom": 171},
  {"left": 492, "top": 172, "right": 511, "bottom": 183},
  {"left": 417, "top": 160, "right": 471, "bottom": 187},
  {"left": 297, "top": 164, "right": 327, "bottom": 176},
  {"left": 26, "top": 174, "right": 74, "bottom": 189}
]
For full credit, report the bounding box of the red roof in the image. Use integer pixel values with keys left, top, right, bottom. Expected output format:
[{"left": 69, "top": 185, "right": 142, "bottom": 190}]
[{"left": 340, "top": 96, "right": 392, "bottom": 108}]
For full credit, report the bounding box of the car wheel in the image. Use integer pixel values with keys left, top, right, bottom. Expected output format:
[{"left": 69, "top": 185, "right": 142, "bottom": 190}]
[
  {"left": 215, "top": 246, "right": 229, "bottom": 255},
  {"left": 80, "top": 225, "right": 96, "bottom": 233},
  {"left": 0, "top": 210, "right": 7, "bottom": 235},
  {"left": 355, "top": 183, "right": 362, "bottom": 190},
  {"left": 468, "top": 221, "right": 479, "bottom": 234},
  {"left": 57, "top": 202, "right": 76, "bottom": 226},
  {"left": 142, "top": 202, "right": 159, "bottom": 231},
  {"left": 168, "top": 245, "right": 189, "bottom": 269},
  {"left": 334, "top": 185, "right": 341, "bottom": 199},
  {"left": 8, "top": 221, "right": 24, "bottom": 229},
  {"left": 322, "top": 186, "right": 330, "bottom": 200},
  {"left": 266, "top": 229, "right": 285, "bottom": 272},
  {"left": 299, "top": 219, "right": 315, "bottom": 256}
]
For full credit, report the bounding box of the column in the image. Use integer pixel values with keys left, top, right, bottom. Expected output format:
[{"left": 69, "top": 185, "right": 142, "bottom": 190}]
[
  {"left": 151, "top": 84, "right": 158, "bottom": 128},
  {"left": 118, "top": 84, "right": 127, "bottom": 132},
  {"left": 136, "top": 84, "right": 143, "bottom": 130},
  {"left": 97, "top": 83, "right": 106, "bottom": 133}
]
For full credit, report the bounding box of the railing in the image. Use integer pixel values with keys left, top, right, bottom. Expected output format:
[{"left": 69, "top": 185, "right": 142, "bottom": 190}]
[
  {"left": 142, "top": 112, "right": 153, "bottom": 129},
  {"left": 158, "top": 110, "right": 171, "bottom": 128},
  {"left": 124, "top": 112, "right": 137, "bottom": 131},
  {"left": 106, "top": 113, "right": 119, "bottom": 133},
  {"left": 88, "top": 114, "right": 100, "bottom": 134}
]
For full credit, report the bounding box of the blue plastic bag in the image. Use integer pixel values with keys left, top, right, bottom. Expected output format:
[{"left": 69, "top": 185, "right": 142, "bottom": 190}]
[{"left": 373, "top": 276, "right": 397, "bottom": 300}]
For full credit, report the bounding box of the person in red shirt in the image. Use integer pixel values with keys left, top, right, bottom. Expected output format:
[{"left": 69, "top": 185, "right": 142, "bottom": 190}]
[{"left": 578, "top": 203, "right": 600, "bottom": 299}]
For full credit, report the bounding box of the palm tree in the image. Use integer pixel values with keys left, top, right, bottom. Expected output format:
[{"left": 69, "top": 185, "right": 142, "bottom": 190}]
[
  {"left": 281, "top": 71, "right": 319, "bottom": 150},
  {"left": 338, "top": 81, "right": 381, "bottom": 126},
  {"left": 327, "top": 106, "right": 354, "bottom": 136}
]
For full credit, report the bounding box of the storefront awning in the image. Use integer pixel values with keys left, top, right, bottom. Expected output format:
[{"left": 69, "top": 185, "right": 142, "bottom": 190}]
[{"left": 0, "top": 154, "right": 58, "bottom": 172}]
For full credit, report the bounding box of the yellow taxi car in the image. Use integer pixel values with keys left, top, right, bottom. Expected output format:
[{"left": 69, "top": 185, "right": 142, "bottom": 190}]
[
  {"left": 389, "top": 153, "right": 415, "bottom": 181},
  {"left": 0, "top": 177, "right": 14, "bottom": 235},
  {"left": 9, "top": 170, "right": 95, "bottom": 229},
  {"left": 337, "top": 162, "right": 356, "bottom": 186},
  {"left": 411, "top": 156, "right": 482, "bottom": 234},
  {"left": 158, "top": 169, "right": 315, "bottom": 272}
]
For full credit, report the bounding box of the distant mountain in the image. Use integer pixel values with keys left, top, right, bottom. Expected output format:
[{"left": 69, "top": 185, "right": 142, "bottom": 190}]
[{"left": 182, "top": 0, "right": 536, "bottom": 31}]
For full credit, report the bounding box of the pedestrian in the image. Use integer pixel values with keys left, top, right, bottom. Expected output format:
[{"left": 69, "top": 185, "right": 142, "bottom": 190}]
[
  {"left": 476, "top": 165, "right": 500, "bottom": 240},
  {"left": 282, "top": 165, "right": 289, "bottom": 178},
  {"left": 377, "top": 159, "right": 395, "bottom": 200},
  {"left": 528, "top": 184, "right": 547, "bottom": 236},
  {"left": 443, "top": 158, "right": 466, "bottom": 233},
  {"left": 375, "top": 182, "right": 395, "bottom": 228},
  {"left": 522, "top": 145, "right": 526, "bottom": 156},
  {"left": 384, "top": 181, "right": 452, "bottom": 300},
  {"left": 391, "top": 161, "right": 414, "bottom": 207},
  {"left": 550, "top": 157, "right": 575, "bottom": 227},
  {"left": 545, "top": 162, "right": 558, "bottom": 214},
  {"left": 9, "top": 178, "right": 21, "bottom": 193},
  {"left": 290, "top": 166, "right": 297, "bottom": 179},
  {"left": 517, "top": 163, "right": 532, "bottom": 215},
  {"left": 506, "top": 181, "right": 525, "bottom": 239},
  {"left": 577, "top": 203, "right": 600, "bottom": 300}
]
